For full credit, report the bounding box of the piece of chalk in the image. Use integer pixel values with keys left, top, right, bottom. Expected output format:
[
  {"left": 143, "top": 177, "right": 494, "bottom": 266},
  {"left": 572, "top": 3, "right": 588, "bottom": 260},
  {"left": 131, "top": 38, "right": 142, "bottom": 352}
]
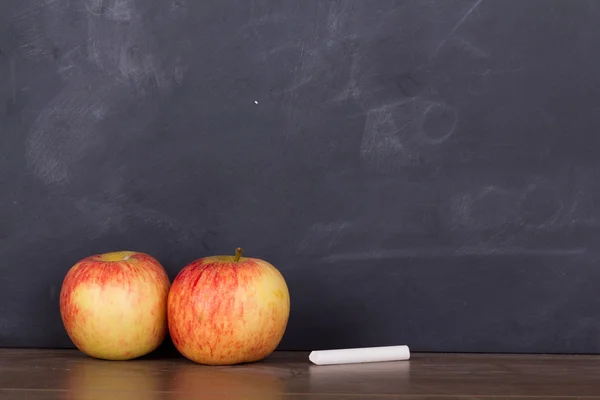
[{"left": 308, "top": 345, "right": 410, "bottom": 366}]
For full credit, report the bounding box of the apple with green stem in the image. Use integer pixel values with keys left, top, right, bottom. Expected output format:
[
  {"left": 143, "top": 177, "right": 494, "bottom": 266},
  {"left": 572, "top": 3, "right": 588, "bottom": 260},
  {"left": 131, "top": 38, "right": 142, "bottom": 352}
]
[{"left": 168, "top": 248, "right": 290, "bottom": 365}]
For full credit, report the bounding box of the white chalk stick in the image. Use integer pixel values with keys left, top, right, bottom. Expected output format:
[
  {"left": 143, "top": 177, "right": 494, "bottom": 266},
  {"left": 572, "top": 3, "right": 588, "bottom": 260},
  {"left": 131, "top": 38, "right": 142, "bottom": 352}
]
[{"left": 308, "top": 345, "right": 410, "bottom": 366}]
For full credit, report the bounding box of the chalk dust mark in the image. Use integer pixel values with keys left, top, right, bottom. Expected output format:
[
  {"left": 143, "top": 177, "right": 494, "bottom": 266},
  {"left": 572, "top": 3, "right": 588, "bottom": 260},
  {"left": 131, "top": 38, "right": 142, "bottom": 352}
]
[
  {"left": 74, "top": 196, "right": 128, "bottom": 236},
  {"left": 241, "top": 3, "right": 297, "bottom": 63},
  {"left": 73, "top": 193, "right": 201, "bottom": 243},
  {"left": 27, "top": 81, "right": 114, "bottom": 185},
  {"left": 13, "top": 0, "right": 82, "bottom": 62},
  {"left": 57, "top": 46, "right": 83, "bottom": 76},
  {"left": 246, "top": 22, "right": 270, "bottom": 64},
  {"left": 85, "top": 0, "right": 135, "bottom": 22},
  {"left": 448, "top": 185, "right": 520, "bottom": 234},
  {"left": 84, "top": 0, "right": 186, "bottom": 95},
  {"left": 248, "top": 3, "right": 359, "bottom": 135},
  {"left": 431, "top": 0, "right": 485, "bottom": 58},
  {"left": 396, "top": 73, "right": 423, "bottom": 98},
  {"left": 280, "top": 43, "right": 323, "bottom": 136},
  {"left": 239, "top": 13, "right": 287, "bottom": 29},
  {"left": 296, "top": 222, "right": 350, "bottom": 253},
  {"left": 326, "top": 2, "right": 344, "bottom": 38},
  {"left": 468, "top": 69, "right": 490, "bottom": 95},
  {"left": 369, "top": 98, "right": 419, "bottom": 113},
  {"left": 360, "top": 99, "right": 438, "bottom": 173},
  {"left": 92, "top": 104, "right": 108, "bottom": 119},
  {"left": 325, "top": 0, "right": 355, "bottom": 45},
  {"left": 263, "top": 42, "right": 304, "bottom": 58},
  {"left": 9, "top": 58, "right": 16, "bottom": 104},
  {"left": 419, "top": 103, "right": 458, "bottom": 144},
  {"left": 174, "top": 63, "right": 185, "bottom": 85},
  {"left": 322, "top": 246, "right": 586, "bottom": 262},
  {"left": 468, "top": 65, "right": 527, "bottom": 95},
  {"left": 15, "top": 4, "right": 55, "bottom": 60},
  {"left": 170, "top": 0, "right": 187, "bottom": 13},
  {"left": 86, "top": 15, "right": 99, "bottom": 65},
  {"left": 455, "top": 246, "right": 586, "bottom": 257},
  {"left": 328, "top": 48, "right": 362, "bottom": 104},
  {"left": 128, "top": 204, "right": 206, "bottom": 244},
  {"left": 20, "top": 0, "right": 188, "bottom": 188},
  {"left": 450, "top": 193, "right": 471, "bottom": 228},
  {"left": 269, "top": 86, "right": 284, "bottom": 102},
  {"left": 106, "top": 0, "right": 135, "bottom": 22},
  {"left": 517, "top": 178, "right": 567, "bottom": 230},
  {"left": 455, "top": 37, "right": 489, "bottom": 58},
  {"left": 360, "top": 106, "right": 409, "bottom": 173},
  {"left": 560, "top": 188, "right": 600, "bottom": 228},
  {"left": 117, "top": 44, "right": 169, "bottom": 91}
]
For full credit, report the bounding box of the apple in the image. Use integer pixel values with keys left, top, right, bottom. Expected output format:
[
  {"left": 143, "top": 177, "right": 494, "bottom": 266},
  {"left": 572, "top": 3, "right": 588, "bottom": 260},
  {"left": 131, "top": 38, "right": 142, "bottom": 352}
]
[
  {"left": 167, "top": 248, "right": 290, "bottom": 365},
  {"left": 60, "top": 251, "right": 171, "bottom": 360}
]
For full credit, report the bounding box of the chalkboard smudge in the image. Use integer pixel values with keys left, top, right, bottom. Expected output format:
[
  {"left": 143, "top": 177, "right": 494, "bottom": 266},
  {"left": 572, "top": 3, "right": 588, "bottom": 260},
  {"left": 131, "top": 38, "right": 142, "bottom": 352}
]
[
  {"left": 431, "top": 0, "right": 485, "bottom": 58},
  {"left": 86, "top": 0, "right": 134, "bottom": 22},
  {"left": 296, "top": 222, "right": 350, "bottom": 253},
  {"left": 419, "top": 103, "right": 458, "bottom": 144},
  {"left": 74, "top": 197, "right": 127, "bottom": 235},
  {"left": 240, "top": 13, "right": 287, "bottom": 29},
  {"left": 9, "top": 58, "right": 16, "bottom": 104},
  {"left": 519, "top": 181, "right": 564, "bottom": 229},
  {"left": 81, "top": 0, "right": 186, "bottom": 94},
  {"left": 174, "top": 64, "right": 185, "bottom": 85},
  {"left": 449, "top": 185, "right": 519, "bottom": 231},
  {"left": 27, "top": 82, "right": 113, "bottom": 185},
  {"left": 322, "top": 247, "right": 587, "bottom": 263},
  {"left": 72, "top": 196, "right": 197, "bottom": 242},
  {"left": 329, "top": 50, "right": 361, "bottom": 103},
  {"left": 455, "top": 38, "right": 489, "bottom": 59},
  {"left": 326, "top": 0, "right": 354, "bottom": 44},
  {"left": 361, "top": 107, "right": 405, "bottom": 171},
  {"left": 396, "top": 73, "right": 422, "bottom": 97},
  {"left": 360, "top": 98, "right": 424, "bottom": 172},
  {"left": 468, "top": 69, "right": 490, "bottom": 95},
  {"left": 171, "top": 0, "right": 187, "bottom": 13},
  {"left": 16, "top": 8, "right": 50, "bottom": 60},
  {"left": 269, "top": 86, "right": 284, "bottom": 102}
]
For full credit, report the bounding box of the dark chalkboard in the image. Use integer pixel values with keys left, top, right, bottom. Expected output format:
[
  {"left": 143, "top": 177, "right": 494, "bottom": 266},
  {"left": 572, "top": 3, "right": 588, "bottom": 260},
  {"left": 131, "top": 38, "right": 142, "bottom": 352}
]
[{"left": 2, "top": 0, "right": 600, "bottom": 353}]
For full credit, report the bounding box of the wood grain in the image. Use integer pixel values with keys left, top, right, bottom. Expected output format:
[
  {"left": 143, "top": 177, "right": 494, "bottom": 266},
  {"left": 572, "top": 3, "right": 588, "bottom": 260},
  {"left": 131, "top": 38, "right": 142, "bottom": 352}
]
[{"left": 1, "top": 349, "right": 600, "bottom": 399}]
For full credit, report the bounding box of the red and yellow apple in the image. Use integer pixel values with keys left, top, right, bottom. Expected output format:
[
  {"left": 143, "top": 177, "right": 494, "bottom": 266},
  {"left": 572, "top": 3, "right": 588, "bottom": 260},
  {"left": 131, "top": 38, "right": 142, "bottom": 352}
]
[
  {"left": 167, "top": 248, "right": 290, "bottom": 365},
  {"left": 60, "top": 251, "right": 171, "bottom": 360}
]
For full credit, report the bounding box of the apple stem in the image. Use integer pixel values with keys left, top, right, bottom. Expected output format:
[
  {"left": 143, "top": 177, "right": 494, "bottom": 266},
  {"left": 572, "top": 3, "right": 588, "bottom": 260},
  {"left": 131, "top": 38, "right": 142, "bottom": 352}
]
[{"left": 234, "top": 247, "right": 244, "bottom": 262}]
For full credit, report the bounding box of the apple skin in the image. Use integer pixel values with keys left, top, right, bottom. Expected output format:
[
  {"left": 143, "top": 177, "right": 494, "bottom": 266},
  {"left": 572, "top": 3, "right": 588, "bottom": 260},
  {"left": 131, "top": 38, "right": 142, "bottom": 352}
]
[
  {"left": 167, "top": 250, "right": 290, "bottom": 365},
  {"left": 60, "top": 251, "right": 171, "bottom": 360}
]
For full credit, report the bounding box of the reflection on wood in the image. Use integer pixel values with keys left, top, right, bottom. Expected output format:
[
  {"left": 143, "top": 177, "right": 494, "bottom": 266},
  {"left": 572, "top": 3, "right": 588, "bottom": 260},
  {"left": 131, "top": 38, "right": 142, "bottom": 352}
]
[
  {"left": 1, "top": 350, "right": 600, "bottom": 399},
  {"left": 168, "top": 363, "right": 286, "bottom": 400},
  {"left": 308, "top": 361, "right": 410, "bottom": 394}
]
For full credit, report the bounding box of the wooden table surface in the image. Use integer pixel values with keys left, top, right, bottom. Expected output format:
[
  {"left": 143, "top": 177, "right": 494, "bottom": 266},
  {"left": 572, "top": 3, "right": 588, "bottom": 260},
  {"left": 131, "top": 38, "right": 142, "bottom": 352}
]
[{"left": 1, "top": 349, "right": 600, "bottom": 399}]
